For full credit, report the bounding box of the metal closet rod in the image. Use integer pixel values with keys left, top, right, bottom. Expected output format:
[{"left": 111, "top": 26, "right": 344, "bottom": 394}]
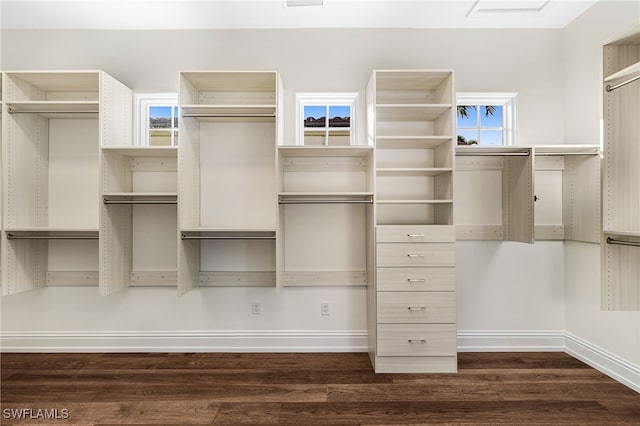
[
  {"left": 104, "top": 199, "right": 177, "bottom": 205},
  {"left": 606, "top": 237, "right": 640, "bottom": 247},
  {"left": 457, "top": 152, "right": 530, "bottom": 157},
  {"left": 181, "top": 234, "right": 275, "bottom": 240},
  {"left": 7, "top": 109, "right": 97, "bottom": 114},
  {"left": 279, "top": 199, "right": 374, "bottom": 204},
  {"left": 7, "top": 234, "right": 98, "bottom": 240},
  {"left": 606, "top": 73, "right": 640, "bottom": 92}
]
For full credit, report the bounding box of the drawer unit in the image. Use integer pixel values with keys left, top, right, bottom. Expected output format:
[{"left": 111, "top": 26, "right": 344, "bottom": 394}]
[
  {"left": 377, "top": 324, "right": 457, "bottom": 357},
  {"left": 377, "top": 225, "right": 455, "bottom": 243},
  {"left": 377, "top": 267, "right": 455, "bottom": 291},
  {"left": 376, "top": 243, "right": 455, "bottom": 267},
  {"left": 377, "top": 291, "right": 456, "bottom": 323}
]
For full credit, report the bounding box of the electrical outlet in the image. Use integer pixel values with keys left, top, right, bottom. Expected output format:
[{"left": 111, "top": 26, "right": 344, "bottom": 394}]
[
  {"left": 251, "top": 302, "right": 261, "bottom": 315},
  {"left": 321, "top": 302, "right": 330, "bottom": 316}
]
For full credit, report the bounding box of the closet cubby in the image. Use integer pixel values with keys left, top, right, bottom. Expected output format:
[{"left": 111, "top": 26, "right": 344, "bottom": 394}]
[
  {"left": 602, "top": 29, "right": 640, "bottom": 310},
  {"left": 277, "top": 145, "right": 374, "bottom": 287},
  {"left": 178, "top": 71, "right": 281, "bottom": 294},
  {"left": 533, "top": 145, "right": 601, "bottom": 243},
  {"left": 1, "top": 71, "right": 131, "bottom": 295},
  {"left": 455, "top": 146, "right": 534, "bottom": 243},
  {"left": 100, "top": 147, "right": 178, "bottom": 294}
]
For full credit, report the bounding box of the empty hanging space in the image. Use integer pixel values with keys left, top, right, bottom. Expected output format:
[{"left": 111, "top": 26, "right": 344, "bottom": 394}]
[
  {"left": 2, "top": 71, "right": 130, "bottom": 294},
  {"left": 454, "top": 146, "right": 534, "bottom": 243},
  {"left": 178, "top": 71, "right": 280, "bottom": 292},
  {"left": 278, "top": 146, "right": 374, "bottom": 287},
  {"left": 602, "top": 30, "right": 640, "bottom": 310},
  {"left": 533, "top": 145, "right": 601, "bottom": 242},
  {"left": 100, "top": 147, "right": 178, "bottom": 293}
]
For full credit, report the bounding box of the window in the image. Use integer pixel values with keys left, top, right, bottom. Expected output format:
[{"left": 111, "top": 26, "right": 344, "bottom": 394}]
[
  {"left": 134, "top": 93, "right": 179, "bottom": 146},
  {"left": 296, "top": 93, "right": 357, "bottom": 146},
  {"left": 456, "top": 93, "right": 517, "bottom": 146}
]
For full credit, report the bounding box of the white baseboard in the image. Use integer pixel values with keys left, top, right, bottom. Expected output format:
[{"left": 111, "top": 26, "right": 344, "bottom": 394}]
[
  {"left": 565, "top": 332, "right": 640, "bottom": 393},
  {"left": 457, "top": 330, "right": 566, "bottom": 352},
  {"left": 0, "top": 330, "right": 368, "bottom": 353}
]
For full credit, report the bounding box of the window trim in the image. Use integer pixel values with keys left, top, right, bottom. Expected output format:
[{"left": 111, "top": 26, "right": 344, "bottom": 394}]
[
  {"left": 133, "top": 93, "right": 179, "bottom": 146},
  {"left": 456, "top": 92, "right": 517, "bottom": 146},
  {"left": 295, "top": 92, "right": 357, "bottom": 146}
]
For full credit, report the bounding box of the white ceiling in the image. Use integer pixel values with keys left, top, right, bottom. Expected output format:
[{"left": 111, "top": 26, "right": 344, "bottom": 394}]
[{"left": 0, "top": 0, "right": 609, "bottom": 30}]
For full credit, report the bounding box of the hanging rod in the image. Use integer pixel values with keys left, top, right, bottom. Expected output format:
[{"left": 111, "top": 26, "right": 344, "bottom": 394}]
[
  {"left": 182, "top": 113, "right": 275, "bottom": 118},
  {"left": 606, "top": 73, "right": 640, "bottom": 92},
  {"left": 457, "top": 152, "right": 530, "bottom": 157},
  {"left": 181, "top": 234, "right": 275, "bottom": 240},
  {"left": 606, "top": 237, "right": 640, "bottom": 247},
  {"left": 279, "top": 199, "right": 374, "bottom": 204},
  {"left": 535, "top": 151, "right": 599, "bottom": 156},
  {"left": 7, "top": 234, "right": 98, "bottom": 240},
  {"left": 104, "top": 199, "right": 177, "bottom": 205}
]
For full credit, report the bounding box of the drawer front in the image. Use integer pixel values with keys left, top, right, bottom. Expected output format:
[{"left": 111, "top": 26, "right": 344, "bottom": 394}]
[
  {"left": 377, "top": 324, "right": 456, "bottom": 357},
  {"left": 377, "top": 267, "right": 455, "bottom": 291},
  {"left": 377, "top": 292, "right": 456, "bottom": 324},
  {"left": 376, "top": 225, "right": 455, "bottom": 243},
  {"left": 376, "top": 243, "right": 455, "bottom": 267}
]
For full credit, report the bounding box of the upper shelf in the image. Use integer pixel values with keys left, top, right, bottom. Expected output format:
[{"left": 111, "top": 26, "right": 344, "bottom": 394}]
[
  {"left": 376, "top": 105, "right": 451, "bottom": 121},
  {"left": 534, "top": 145, "right": 600, "bottom": 156},
  {"left": 376, "top": 136, "right": 452, "bottom": 150},
  {"left": 180, "top": 228, "right": 276, "bottom": 240},
  {"left": 101, "top": 146, "right": 178, "bottom": 157},
  {"left": 278, "top": 146, "right": 373, "bottom": 157},
  {"left": 604, "top": 61, "right": 640, "bottom": 82},
  {"left": 181, "top": 104, "right": 276, "bottom": 121}
]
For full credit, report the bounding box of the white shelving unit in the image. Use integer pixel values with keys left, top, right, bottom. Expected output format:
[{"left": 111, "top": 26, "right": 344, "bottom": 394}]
[
  {"left": 368, "top": 70, "right": 457, "bottom": 373},
  {"left": 277, "top": 145, "right": 374, "bottom": 287},
  {"left": 100, "top": 146, "right": 178, "bottom": 294},
  {"left": 1, "top": 71, "right": 131, "bottom": 295},
  {"left": 602, "top": 29, "right": 640, "bottom": 310},
  {"left": 178, "top": 71, "right": 282, "bottom": 293}
]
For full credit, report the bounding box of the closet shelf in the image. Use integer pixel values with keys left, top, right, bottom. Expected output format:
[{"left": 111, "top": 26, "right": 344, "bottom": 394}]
[
  {"left": 603, "top": 230, "right": 640, "bottom": 238},
  {"left": 604, "top": 61, "right": 640, "bottom": 82},
  {"left": 181, "top": 104, "right": 276, "bottom": 121},
  {"left": 377, "top": 168, "right": 452, "bottom": 177},
  {"left": 6, "top": 101, "right": 99, "bottom": 116},
  {"left": 278, "top": 146, "right": 373, "bottom": 157},
  {"left": 101, "top": 146, "right": 178, "bottom": 157},
  {"left": 376, "top": 136, "right": 452, "bottom": 149},
  {"left": 376, "top": 105, "right": 451, "bottom": 121}
]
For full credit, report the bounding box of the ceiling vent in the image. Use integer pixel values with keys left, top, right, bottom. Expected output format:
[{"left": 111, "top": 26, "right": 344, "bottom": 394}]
[
  {"left": 286, "top": 0, "right": 324, "bottom": 7},
  {"left": 466, "top": 0, "right": 551, "bottom": 18}
]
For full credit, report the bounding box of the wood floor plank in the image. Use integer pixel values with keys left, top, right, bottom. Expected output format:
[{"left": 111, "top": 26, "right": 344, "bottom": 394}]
[
  {"left": 213, "top": 402, "right": 282, "bottom": 424},
  {"left": 457, "top": 352, "right": 590, "bottom": 369},
  {"left": 327, "top": 383, "right": 503, "bottom": 402}
]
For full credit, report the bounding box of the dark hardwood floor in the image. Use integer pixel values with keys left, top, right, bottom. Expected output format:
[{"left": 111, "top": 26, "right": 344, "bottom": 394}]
[{"left": 1, "top": 352, "right": 639, "bottom": 424}]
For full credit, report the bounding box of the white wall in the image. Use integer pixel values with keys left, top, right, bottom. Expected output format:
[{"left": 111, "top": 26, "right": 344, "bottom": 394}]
[
  {"left": 0, "top": 26, "right": 571, "bottom": 349},
  {"left": 562, "top": 1, "right": 640, "bottom": 365}
]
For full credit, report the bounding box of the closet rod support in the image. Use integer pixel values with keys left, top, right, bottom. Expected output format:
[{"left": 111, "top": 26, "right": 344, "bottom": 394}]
[
  {"left": 606, "top": 73, "right": 640, "bottom": 92},
  {"left": 606, "top": 237, "right": 640, "bottom": 247}
]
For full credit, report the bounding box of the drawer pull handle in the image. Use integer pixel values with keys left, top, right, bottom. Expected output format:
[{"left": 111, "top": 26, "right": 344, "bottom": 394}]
[
  {"left": 407, "top": 254, "right": 425, "bottom": 258},
  {"left": 407, "top": 278, "right": 426, "bottom": 283},
  {"left": 408, "top": 339, "right": 427, "bottom": 344},
  {"left": 407, "top": 306, "right": 426, "bottom": 311},
  {"left": 407, "top": 234, "right": 425, "bottom": 238}
]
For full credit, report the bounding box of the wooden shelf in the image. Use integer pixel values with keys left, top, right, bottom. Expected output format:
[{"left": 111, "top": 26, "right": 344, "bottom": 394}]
[
  {"left": 376, "top": 136, "right": 452, "bottom": 149},
  {"left": 180, "top": 228, "right": 276, "bottom": 240},
  {"left": 456, "top": 146, "right": 532, "bottom": 156},
  {"left": 376, "top": 199, "right": 453, "bottom": 204},
  {"left": 279, "top": 192, "right": 374, "bottom": 204},
  {"left": 377, "top": 168, "right": 452, "bottom": 177},
  {"left": 376, "top": 105, "right": 451, "bottom": 121},
  {"left": 604, "top": 230, "right": 640, "bottom": 238},
  {"left": 534, "top": 145, "right": 600, "bottom": 156},
  {"left": 5, "top": 228, "right": 99, "bottom": 239},
  {"left": 278, "top": 146, "right": 373, "bottom": 157},
  {"left": 375, "top": 70, "right": 452, "bottom": 92},
  {"left": 101, "top": 146, "right": 178, "bottom": 157},
  {"left": 181, "top": 104, "right": 275, "bottom": 120},
  {"left": 103, "top": 193, "right": 178, "bottom": 204},
  {"left": 604, "top": 61, "right": 640, "bottom": 82}
]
